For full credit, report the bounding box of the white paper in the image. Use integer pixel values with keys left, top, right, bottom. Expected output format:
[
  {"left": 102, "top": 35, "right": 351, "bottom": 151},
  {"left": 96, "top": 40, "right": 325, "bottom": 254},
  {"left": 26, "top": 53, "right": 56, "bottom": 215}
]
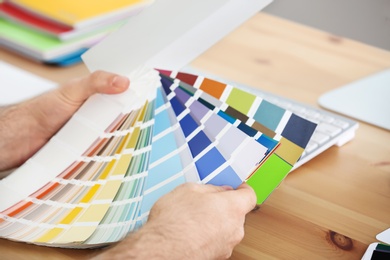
[
  {"left": 377, "top": 227, "right": 390, "bottom": 244},
  {"left": 82, "top": 0, "right": 272, "bottom": 74},
  {"left": 0, "top": 61, "right": 57, "bottom": 106}
]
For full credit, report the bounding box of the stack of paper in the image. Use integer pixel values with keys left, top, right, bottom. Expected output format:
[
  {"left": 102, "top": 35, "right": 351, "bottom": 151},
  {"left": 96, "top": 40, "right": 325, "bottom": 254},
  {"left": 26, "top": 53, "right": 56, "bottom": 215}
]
[
  {"left": 0, "top": 67, "right": 316, "bottom": 248},
  {"left": 0, "top": 0, "right": 153, "bottom": 66}
]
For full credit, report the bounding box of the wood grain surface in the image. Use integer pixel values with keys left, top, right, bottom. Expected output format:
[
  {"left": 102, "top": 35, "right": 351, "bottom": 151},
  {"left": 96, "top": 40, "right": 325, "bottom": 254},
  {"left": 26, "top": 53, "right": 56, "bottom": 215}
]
[{"left": 1, "top": 12, "right": 389, "bottom": 259}]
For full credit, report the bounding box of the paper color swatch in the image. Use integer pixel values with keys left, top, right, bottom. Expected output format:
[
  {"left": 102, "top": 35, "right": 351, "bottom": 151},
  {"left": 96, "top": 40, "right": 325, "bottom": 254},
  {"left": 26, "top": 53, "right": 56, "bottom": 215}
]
[{"left": 0, "top": 68, "right": 316, "bottom": 248}]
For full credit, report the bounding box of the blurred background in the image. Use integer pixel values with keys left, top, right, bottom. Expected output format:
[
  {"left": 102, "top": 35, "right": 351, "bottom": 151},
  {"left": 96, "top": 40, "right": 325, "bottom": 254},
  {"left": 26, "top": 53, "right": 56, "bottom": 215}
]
[
  {"left": 264, "top": 0, "right": 390, "bottom": 50},
  {"left": 1, "top": 0, "right": 389, "bottom": 67}
]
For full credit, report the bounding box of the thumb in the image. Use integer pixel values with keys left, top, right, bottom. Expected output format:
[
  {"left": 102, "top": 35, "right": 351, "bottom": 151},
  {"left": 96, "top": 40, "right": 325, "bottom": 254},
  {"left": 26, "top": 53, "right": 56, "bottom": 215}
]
[
  {"left": 58, "top": 70, "right": 130, "bottom": 105},
  {"left": 227, "top": 183, "right": 257, "bottom": 213}
]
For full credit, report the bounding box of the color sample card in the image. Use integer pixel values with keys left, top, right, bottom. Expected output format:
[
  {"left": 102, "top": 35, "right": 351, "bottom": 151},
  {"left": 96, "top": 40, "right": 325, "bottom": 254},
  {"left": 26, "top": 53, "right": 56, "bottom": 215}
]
[
  {"left": 159, "top": 70, "right": 317, "bottom": 203},
  {"left": 135, "top": 86, "right": 194, "bottom": 228},
  {"left": 160, "top": 75, "right": 269, "bottom": 187},
  {"left": 0, "top": 67, "right": 159, "bottom": 246},
  {"left": 0, "top": 67, "right": 316, "bottom": 248}
]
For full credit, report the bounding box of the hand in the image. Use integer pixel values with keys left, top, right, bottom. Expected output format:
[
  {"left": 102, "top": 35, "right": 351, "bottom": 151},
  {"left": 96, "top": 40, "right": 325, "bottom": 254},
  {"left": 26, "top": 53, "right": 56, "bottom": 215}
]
[
  {"left": 97, "top": 182, "right": 257, "bottom": 260},
  {"left": 0, "top": 71, "right": 130, "bottom": 171}
]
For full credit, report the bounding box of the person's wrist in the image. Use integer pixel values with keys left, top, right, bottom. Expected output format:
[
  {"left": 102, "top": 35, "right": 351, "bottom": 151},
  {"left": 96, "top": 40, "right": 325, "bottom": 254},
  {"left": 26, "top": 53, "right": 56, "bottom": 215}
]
[
  {"left": 95, "top": 221, "right": 184, "bottom": 260},
  {"left": 130, "top": 221, "right": 186, "bottom": 259}
]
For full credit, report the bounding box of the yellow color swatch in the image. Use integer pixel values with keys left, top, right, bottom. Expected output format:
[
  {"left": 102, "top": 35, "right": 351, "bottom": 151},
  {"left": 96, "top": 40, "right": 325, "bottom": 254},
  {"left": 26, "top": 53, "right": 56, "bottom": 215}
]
[
  {"left": 274, "top": 137, "right": 304, "bottom": 165},
  {"left": 53, "top": 226, "right": 98, "bottom": 244},
  {"left": 59, "top": 207, "right": 83, "bottom": 225},
  {"left": 35, "top": 227, "right": 64, "bottom": 243},
  {"left": 80, "top": 184, "right": 101, "bottom": 203},
  {"left": 126, "top": 127, "right": 140, "bottom": 150},
  {"left": 95, "top": 180, "right": 122, "bottom": 200},
  {"left": 116, "top": 132, "right": 131, "bottom": 154},
  {"left": 137, "top": 100, "right": 148, "bottom": 121},
  {"left": 112, "top": 154, "right": 132, "bottom": 176},
  {"left": 98, "top": 159, "right": 117, "bottom": 180},
  {"left": 76, "top": 204, "right": 110, "bottom": 223}
]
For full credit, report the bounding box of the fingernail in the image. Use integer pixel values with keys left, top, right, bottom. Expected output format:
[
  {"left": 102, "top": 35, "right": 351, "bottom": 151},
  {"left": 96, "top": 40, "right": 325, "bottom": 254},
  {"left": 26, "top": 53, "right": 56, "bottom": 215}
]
[{"left": 112, "top": 76, "right": 129, "bottom": 88}]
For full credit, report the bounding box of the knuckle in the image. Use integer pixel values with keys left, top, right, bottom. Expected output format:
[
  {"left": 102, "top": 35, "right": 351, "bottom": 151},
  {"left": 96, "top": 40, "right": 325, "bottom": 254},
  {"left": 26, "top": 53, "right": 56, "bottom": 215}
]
[
  {"left": 89, "top": 70, "right": 104, "bottom": 83},
  {"left": 89, "top": 70, "right": 113, "bottom": 86},
  {"left": 179, "top": 182, "right": 198, "bottom": 191}
]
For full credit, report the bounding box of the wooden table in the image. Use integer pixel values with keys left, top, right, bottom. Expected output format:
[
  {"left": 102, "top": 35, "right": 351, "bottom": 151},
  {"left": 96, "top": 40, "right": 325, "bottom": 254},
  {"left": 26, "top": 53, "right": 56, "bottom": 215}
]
[{"left": 1, "top": 12, "right": 389, "bottom": 259}]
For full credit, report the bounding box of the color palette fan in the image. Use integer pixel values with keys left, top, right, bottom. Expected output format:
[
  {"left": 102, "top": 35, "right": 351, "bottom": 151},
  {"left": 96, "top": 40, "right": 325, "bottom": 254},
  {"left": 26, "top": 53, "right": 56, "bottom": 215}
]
[{"left": 0, "top": 68, "right": 316, "bottom": 248}]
